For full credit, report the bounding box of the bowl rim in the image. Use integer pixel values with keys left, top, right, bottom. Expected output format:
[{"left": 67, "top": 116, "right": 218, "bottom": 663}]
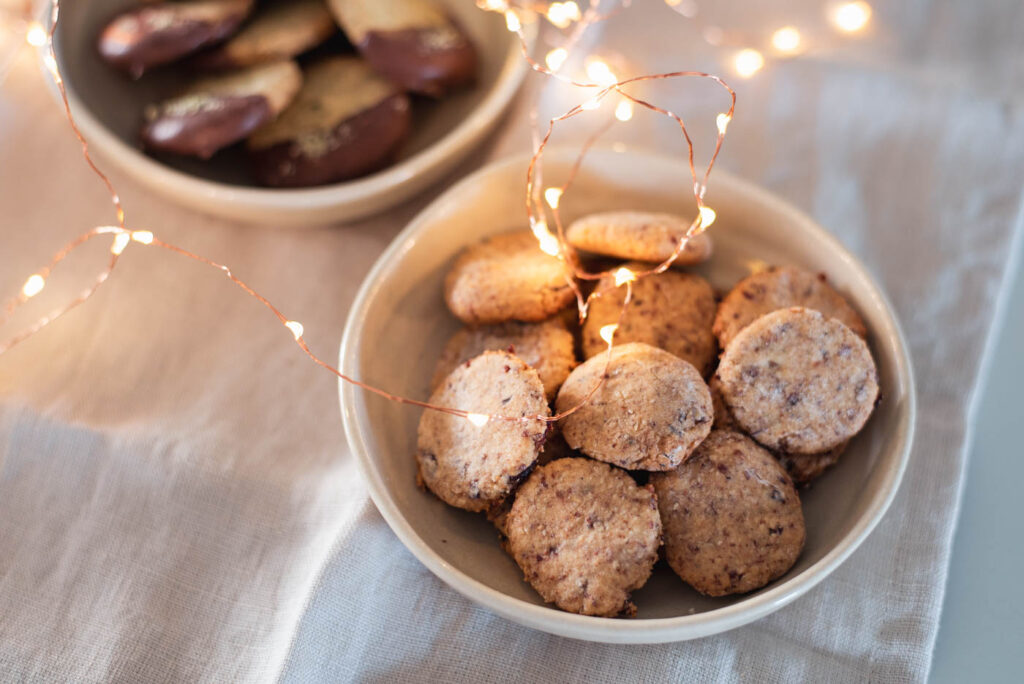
[
  {"left": 338, "top": 147, "right": 917, "bottom": 643},
  {"left": 44, "top": 5, "right": 536, "bottom": 220}
]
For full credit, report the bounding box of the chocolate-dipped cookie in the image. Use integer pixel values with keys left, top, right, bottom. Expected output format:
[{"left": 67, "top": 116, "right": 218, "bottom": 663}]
[
  {"left": 98, "top": 0, "right": 254, "bottom": 78},
  {"left": 141, "top": 59, "right": 302, "bottom": 158},
  {"left": 191, "top": 0, "right": 337, "bottom": 70},
  {"left": 246, "top": 56, "right": 411, "bottom": 187},
  {"left": 327, "top": 0, "right": 476, "bottom": 96}
]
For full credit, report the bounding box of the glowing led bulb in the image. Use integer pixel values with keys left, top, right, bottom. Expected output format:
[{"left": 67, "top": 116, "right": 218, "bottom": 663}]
[
  {"left": 832, "top": 2, "right": 872, "bottom": 32},
  {"left": 285, "top": 321, "right": 304, "bottom": 340},
  {"left": 613, "top": 267, "right": 635, "bottom": 287},
  {"left": 716, "top": 112, "right": 731, "bottom": 135},
  {"left": 615, "top": 100, "right": 634, "bottom": 122},
  {"left": 544, "top": 187, "right": 563, "bottom": 209},
  {"left": 599, "top": 324, "right": 618, "bottom": 345},
  {"left": 26, "top": 22, "right": 47, "bottom": 47},
  {"left": 771, "top": 26, "right": 802, "bottom": 53},
  {"left": 585, "top": 59, "right": 617, "bottom": 87},
  {"left": 698, "top": 206, "right": 717, "bottom": 228},
  {"left": 531, "top": 219, "right": 561, "bottom": 257},
  {"left": 733, "top": 49, "right": 764, "bottom": 78},
  {"left": 581, "top": 96, "right": 602, "bottom": 111},
  {"left": 547, "top": 2, "right": 581, "bottom": 29},
  {"left": 504, "top": 9, "right": 521, "bottom": 32},
  {"left": 22, "top": 274, "right": 45, "bottom": 298},
  {"left": 545, "top": 48, "right": 568, "bottom": 72},
  {"left": 477, "top": 0, "right": 507, "bottom": 11},
  {"left": 665, "top": 0, "right": 698, "bottom": 18},
  {"left": 111, "top": 233, "right": 131, "bottom": 255},
  {"left": 131, "top": 230, "right": 154, "bottom": 245},
  {"left": 467, "top": 413, "right": 490, "bottom": 427}
]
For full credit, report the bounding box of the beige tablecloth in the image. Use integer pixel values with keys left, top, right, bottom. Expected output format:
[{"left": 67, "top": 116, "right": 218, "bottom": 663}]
[{"left": 2, "top": 2, "right": 1023, "bottom": 682}]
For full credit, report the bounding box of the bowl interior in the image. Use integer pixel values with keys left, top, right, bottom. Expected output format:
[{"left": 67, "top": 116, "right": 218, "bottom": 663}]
[
  {"left": 341, "top": 147, "right": 912, "bottom": 639},
  {"left": 53, "top": 0, "right": 515, "bottom": 188}
]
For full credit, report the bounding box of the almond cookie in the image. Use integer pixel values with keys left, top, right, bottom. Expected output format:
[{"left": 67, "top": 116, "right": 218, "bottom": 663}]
[
  {"left": 506, "top": 458, "right": 661, "bottom": 617},
  {"left": 141, "top": 60, "right": 302, "bottom": 158},
  {"left": 247, "top": 56, "right": 410, "bottom": 186},
  {"left": 717, "top": 308, "right": 879, "bottom": 455},
  {"left": 711, "top": 375, "right": 845, "bottom": 485},
  {"left": 98, "top": 0, "right": 254, "bottom": 78},
  {"left": 778, "top": 446, "right": 846, "bottom": 486},
  {"left": 416, "top": 351, "right": 549, "bottom": 512},
  {"left": 652, "top": 430, "right": 805, "bottom": 597},
  {"left": 191, "top": 0, "right": 337, "bottom": 70},
  {"left": 555, "top": 343, "right": 712, "bottom": 471},
  {"left": 713, "top": 266, "right": 867, "bottom": 350},
  {"left": 566, "top": 211, "right": 712, "bottom": 266},
  {"left": 444, "top": 231, "right": 575, "bottom": 325},
  {"left": 431, "top": 318, "right": 577, "bottom": 400},
  {"left": 581, "top": 264, "right": 717, "bottom": 375},
  {"left": 327, "top": 0, "right": 477, "bottom": 96}
]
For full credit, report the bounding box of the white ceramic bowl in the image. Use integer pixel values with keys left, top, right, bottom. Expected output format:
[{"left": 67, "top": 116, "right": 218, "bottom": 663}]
[
  {"left": 48, "top": 0, "right": 534, "bottom": 226},
  {"left": 339, "top": 147, "right": 916, "bottom": 643}
]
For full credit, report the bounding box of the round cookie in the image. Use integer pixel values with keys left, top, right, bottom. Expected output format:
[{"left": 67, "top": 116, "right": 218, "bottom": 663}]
[
  {"left": 778, "top": 445, "right": 846, "bottom": 486},
  {"left": 416, "top": 351, "right": 550, "bottom": 512},
  {"left": 431, "top": 318, "right": 577, "bottom": 400},
  {"left": 713, "top": 266, "right": 867, "bottom": 350},
  {"left": 247, "top": 56, "right": 410, "bottom": 186},
  {"left": 191, "top": 0, "right": 337, "bottom": 70},
  {"left": 581, "top": 264, "right": 717, "bottom": 375},
  {"left": 566, "top": 211, "right": 712, "bottom": 266},
  {"left": 652, "top": 430, "right": 805, "bottom": 597},
  {"left": 506, "top": 458, "right": 662, "bottom": 617},
  {"left": 98, "top": 0, "right": 254, "bottom": 77},
  {"left": 709, "top": 374, "right": 740, "bottom": 431},
  {"left": 555, "top": 343, "right": 712, "bottom": 471},
  {"left": 444, "top": 231, "right": 575, "bottom": 325},
  {"left": 141, "top": 59, "right": 302, "bottom": 158},
  {"left": 711, "top": 375, "right": 845, "bottom": 485},
  {"left": 717, "top": 307, "right": 879, "bottom": 455}
]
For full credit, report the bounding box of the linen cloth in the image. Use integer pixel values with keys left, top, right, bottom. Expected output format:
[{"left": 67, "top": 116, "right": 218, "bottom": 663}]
[{"left": 1, "top": 1, "right": 1023, "bottom": 682}]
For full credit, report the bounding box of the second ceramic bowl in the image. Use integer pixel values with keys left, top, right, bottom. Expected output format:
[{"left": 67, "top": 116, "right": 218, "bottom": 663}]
[{"left": 48, "top": 0, "right": 535, "bottom": 226}]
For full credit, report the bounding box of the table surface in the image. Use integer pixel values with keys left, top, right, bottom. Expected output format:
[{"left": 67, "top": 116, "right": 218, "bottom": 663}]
[{"left": 932, "top": 243, "right": 1024, "bottom": 682}]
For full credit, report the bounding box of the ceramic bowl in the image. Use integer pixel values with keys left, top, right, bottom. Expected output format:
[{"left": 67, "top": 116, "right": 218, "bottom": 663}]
[
  {"left": 48, "top": 0, "right": 534, "bottom": 226},
  {"left": 339, "top": 147, "right": 916, "bottom": 643}
]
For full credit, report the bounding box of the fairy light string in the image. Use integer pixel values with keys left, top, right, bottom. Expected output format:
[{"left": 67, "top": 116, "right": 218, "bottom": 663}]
[{"left": 3, "top": 0, "right": 746, "bottom": 429}]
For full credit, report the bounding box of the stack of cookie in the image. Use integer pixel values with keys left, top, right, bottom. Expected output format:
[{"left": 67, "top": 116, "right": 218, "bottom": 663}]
[
  {"left": 96, "top": 0, "right": 477, "bottom": 185},
  {"left": 417, "top": 211, "right": 880, "bottom": 617}
]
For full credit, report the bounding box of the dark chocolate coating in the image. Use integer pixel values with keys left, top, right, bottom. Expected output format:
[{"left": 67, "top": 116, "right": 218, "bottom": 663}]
[
  {"left": 248, "top": 93, "right": 411, "bottom": 187},
  {"left": 142, "top": 95, "right": 272, "bottom": 159},
  {"left": 97, "top": 1, "right": 252, "bottom": 78},
  {"left": 360, "top": 23, "right": 476, "bottom": 97}
]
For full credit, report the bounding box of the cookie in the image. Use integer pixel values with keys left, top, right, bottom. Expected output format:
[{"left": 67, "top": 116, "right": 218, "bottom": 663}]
[
  {"left": 141, "top": 60, "right": 302, "bottom": 158},
  {"left": 717, "top": 307, "right": 879, "bottom": 454},
  {"left": 778, "top": 445, "right": 845, "bottom": 486},
  {"left": 581, "top": 264, "right": 717, "bottom": 375},
  {"left": 444, "top": 231, "right": 575, "bottom": 325},
  {"left": 709, "top": 374, "right": 740, "bottom": 431},
  {"left": 555, "top": 343, "right": 712, "bottom": 471},
  {"left": 506, "top": 458, "right": 661, "bottom": 617},
  {"left": 416, "top": 351, "right": 549, "bottom": 512},
  {"left": 98, "top": 0, "right": 254, "bottom": 78},
  {"left": 652, "top": 430, "right": 805, "bottom": 596},
  {"left": 566, "top": 211, "right": 713, "bottom": 266},
  {"left": 327, "top": 0, "right": 477, "bottom": 96},
  {"left": 431, "top": 318, "right": 577, "bottom": 400},
  {"left": 191, "top": 0, "right": 337, "bottom": 70},
  {"left": 711, "top": 375, "right": 845, "bottom": 484},
  {"left": 247, "top": 56, "right": 410, "bottom": 187},
  {"left": 713, "top": 266, "right": 867, "bottom": 350}
]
